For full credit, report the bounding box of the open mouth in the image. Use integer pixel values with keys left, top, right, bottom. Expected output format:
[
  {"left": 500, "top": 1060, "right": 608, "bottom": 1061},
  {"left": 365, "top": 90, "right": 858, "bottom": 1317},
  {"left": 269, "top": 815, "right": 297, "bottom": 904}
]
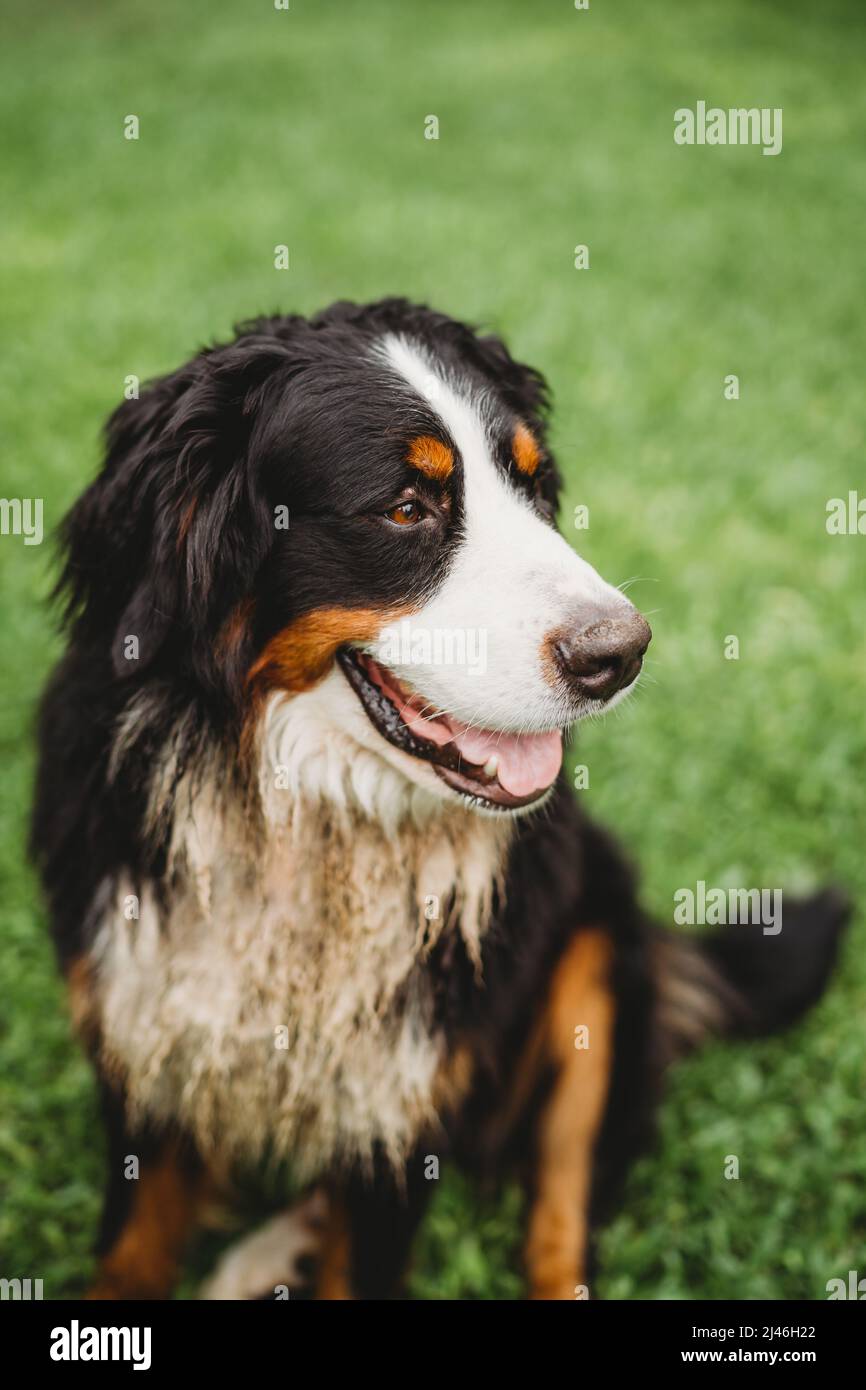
[{"left": 337, "top": 647, "right": 563, "bottom": 810}]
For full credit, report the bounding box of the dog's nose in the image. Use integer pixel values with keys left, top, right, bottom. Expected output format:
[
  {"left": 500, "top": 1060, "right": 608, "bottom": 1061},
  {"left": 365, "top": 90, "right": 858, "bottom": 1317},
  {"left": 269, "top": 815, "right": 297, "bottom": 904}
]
[{"left": 551, "top": 609, "right": 651, "bottom": 702}]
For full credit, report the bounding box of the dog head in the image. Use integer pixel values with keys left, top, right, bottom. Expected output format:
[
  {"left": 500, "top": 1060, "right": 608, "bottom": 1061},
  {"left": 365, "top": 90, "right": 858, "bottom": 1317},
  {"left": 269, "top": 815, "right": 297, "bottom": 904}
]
[{"left": 62, "top": 299, "right": 649, "bottom": 816}]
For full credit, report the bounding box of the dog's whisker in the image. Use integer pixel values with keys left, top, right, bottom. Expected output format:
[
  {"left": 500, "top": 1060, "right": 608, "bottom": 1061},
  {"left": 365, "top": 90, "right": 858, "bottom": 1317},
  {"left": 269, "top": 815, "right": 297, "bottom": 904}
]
[{"left": 616, "top": 575, "right": 658, "bottom": 594}]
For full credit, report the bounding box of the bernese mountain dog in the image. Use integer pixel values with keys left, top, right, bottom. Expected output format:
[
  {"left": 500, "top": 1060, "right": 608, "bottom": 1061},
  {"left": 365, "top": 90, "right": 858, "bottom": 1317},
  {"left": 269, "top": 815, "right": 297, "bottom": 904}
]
[{"left": 31, "top": 297, "right": 848, "bottom": 1300}]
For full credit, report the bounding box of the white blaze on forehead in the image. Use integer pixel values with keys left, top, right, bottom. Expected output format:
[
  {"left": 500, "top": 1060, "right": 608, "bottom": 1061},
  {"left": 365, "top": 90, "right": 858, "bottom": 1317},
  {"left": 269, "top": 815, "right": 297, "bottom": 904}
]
[
  {"left": 374, "top": 333, "right": 629, "bottom": 733},
  {"left": 377, "top": 332, "right": 493, "bottom": 481},
  {"left": 377, "top": 332, "right": 557, "bottom": 567}
]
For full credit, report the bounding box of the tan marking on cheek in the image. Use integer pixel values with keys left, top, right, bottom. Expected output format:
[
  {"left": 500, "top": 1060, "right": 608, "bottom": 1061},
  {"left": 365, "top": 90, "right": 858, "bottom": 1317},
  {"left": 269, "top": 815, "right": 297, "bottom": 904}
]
[
  {"left": 513, "top": 423, "right": 542, "bottom": 476},
  {"left": 246, "top": 604, "right": 412, "bottom": 694},
  {"left": 407, "top": 435, "right": 454, "bottom": 482}
]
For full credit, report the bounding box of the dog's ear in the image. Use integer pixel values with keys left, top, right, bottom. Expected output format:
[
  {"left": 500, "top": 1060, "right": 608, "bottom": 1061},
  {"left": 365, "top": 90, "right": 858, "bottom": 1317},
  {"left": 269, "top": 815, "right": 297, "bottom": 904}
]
[
  {"left": 470, "top": 330, "right": 550, "bottom": 423},
  {"left": 57, "top": 328, "right": 300, "bottom": 695}
]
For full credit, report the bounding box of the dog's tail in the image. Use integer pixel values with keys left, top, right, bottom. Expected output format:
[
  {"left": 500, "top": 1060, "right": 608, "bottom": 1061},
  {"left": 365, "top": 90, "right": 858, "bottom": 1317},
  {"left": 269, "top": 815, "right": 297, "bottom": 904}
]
[{"left": 654, "top": 888, "right": 851, "bottom": 1060}]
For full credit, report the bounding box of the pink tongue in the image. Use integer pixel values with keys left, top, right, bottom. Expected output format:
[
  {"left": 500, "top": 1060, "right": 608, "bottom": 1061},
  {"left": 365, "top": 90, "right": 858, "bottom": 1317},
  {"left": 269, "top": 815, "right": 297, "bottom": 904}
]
[
  {"left": 368, "top": 660, "right": 564, "bottom": 798},
  {"left": 446, "top": 720, "right": 563, "bottom": 797}
]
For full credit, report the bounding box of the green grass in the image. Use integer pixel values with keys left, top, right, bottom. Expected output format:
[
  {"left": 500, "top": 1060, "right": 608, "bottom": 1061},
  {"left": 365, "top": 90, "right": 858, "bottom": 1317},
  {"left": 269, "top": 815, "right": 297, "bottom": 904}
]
[{"left": 1, "top": 0, "right": 864, "bottom": 1300}]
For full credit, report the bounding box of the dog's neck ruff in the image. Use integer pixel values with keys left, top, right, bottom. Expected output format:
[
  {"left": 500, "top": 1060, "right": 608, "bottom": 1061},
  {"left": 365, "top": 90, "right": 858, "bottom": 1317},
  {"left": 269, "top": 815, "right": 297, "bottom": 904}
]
[{"left": 93, "top": 695, "right": 511, "bottom": 1176}]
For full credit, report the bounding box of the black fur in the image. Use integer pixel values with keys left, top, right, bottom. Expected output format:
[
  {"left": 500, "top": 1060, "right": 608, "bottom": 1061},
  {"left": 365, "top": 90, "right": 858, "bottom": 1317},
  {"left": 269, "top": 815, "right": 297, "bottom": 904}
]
[
  {"left": 31, "top": 298, "right": 556, "bottom": 964},
  {"left": 29, "top": 298, "right": 850, "bottom": 1298},
  {"left": 702, "top": 888, "right": 849, "bottom": 1037}
]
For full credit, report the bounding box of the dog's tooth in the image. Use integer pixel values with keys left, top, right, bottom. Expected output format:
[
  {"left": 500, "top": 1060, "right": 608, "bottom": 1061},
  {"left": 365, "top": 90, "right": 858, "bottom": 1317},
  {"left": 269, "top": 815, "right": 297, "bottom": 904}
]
[{"left": 482, "top": 756, "right": 499, "bottom": 779}]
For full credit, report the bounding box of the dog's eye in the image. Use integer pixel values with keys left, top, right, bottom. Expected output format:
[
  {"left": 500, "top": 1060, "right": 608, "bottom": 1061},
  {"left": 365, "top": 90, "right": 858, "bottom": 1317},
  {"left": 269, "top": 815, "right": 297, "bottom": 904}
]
[{"left": 385, "top": 499, "right": 423, "bottom": 527}]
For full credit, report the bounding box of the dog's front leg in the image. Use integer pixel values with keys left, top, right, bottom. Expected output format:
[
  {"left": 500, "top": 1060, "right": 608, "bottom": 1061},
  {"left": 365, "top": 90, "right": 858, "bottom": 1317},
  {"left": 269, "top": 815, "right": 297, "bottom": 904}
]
[
  {"left": 315, "top": 1154, "right": 433, "bottom": 1300},
  {"left": 524, "top": 928, "right": 614, "bottom": 1301},
  {"left": 86, "top": 1083, "right": 208, "bottom": 1300}
]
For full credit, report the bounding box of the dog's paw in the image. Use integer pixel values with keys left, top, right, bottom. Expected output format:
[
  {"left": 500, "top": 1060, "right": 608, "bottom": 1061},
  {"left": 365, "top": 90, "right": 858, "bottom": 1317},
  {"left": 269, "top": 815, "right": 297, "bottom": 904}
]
[{"left": 199, "top": 1189, "right": 327, "bottom": 1300}]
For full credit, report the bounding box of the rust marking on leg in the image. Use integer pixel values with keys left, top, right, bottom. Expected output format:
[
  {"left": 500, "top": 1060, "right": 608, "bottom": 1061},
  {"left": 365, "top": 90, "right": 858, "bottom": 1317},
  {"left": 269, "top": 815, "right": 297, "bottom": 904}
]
[
  {"left": 87, "top": 1144, "right": 206, "bottom": 1300},
  {"left": 315, "top": 1196, "right": 353, "bottom": 1300},
  {"left": 524, "top": 928, "right": 614, "bottom": 1300}
]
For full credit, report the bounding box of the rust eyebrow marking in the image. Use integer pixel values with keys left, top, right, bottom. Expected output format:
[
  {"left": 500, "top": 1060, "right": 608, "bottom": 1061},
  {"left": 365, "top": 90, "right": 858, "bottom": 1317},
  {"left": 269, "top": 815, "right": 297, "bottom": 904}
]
[
  {"left": 512, "top": 422, "right": 542, "bottom": 476},
  {"left": 406, "top": 435, "right": 454, "bottom": 482}
]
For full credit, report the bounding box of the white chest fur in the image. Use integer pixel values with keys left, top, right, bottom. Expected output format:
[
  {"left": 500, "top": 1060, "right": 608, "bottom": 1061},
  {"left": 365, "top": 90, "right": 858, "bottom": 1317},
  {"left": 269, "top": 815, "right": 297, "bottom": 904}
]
[{"left": 92, "top": 739, "right": 508, "bottom": 1177}]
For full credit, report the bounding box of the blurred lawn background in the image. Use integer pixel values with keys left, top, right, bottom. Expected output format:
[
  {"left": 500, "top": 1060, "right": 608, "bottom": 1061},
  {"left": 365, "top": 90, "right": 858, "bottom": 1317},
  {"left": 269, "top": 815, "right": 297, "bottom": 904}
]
[{"left": 1, "top": 0, "right": 864, "bottom": 1299}]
